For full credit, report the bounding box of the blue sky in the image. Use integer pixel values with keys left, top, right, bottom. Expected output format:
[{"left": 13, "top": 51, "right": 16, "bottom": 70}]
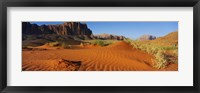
[{"left": 31, "top": 22, "right": 178, "bottom": 39}]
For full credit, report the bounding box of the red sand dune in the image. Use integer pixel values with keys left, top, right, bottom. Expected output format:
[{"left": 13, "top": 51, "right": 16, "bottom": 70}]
[{"left": 22, "top": 41, "right": 178, "bottom": 71}]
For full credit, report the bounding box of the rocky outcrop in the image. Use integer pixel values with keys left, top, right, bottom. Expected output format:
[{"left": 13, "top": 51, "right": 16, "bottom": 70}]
[
  {"left": 22, "top": 22, "right": 92, "bottom": 36},
  {"left": 92, "top": 34, "right": 125, "bottom": 40},
  {"left": 22, "top": 22, "right": 50, "bottom": 34},
  {"left": 22, "top": 22, "right": 126, "bottom": 41},
  {"left": 138, "top": 35, "right": 156, "bottom": 41}
]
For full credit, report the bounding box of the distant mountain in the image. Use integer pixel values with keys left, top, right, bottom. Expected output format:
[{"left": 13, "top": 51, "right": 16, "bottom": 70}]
[
  {"left": 22, "top": 22, "right": 92, "bottom": 36},
  {"left": 138, "top": 34, "right": 156, "bottom": 41},
  {"left": 92, "top": 34, "right": 125, "bottom": 40}
]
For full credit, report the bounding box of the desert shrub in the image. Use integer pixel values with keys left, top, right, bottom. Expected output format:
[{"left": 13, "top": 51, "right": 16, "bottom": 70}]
[
  {"left": 92, "top": 40, "right": 105, "bottom": 46},
  {"left": 170, "top": 49, "right": 178, "bottom": 64},
  {"left": 161, "top": 46, "right": 177, "bottom": 50},
  {"left": 173, "top": 49, "right": 178, "bottom": 56},
  {"left": 61, "top": 43, "right": 70, "bottom": 49},
  {"left": 47, "top": 41, "right": 70, "bottom": 49},
  {"left": 153, "top": 50, "right": 168, "bottom": 69},
  {"left": 124, "top": 38, "right": 174, "bottom": 69},
  {"left": 124, "top": 38, "right": 132, "bottom": 43},
  {"left": 47, "top": 41, "right": 60, "bottom": 47},
  {"left": 80, "top": 42, "right": 91, "bottom": 47},
  {"left": 91, "top": 40, "right": 111, "bottom": 46}
]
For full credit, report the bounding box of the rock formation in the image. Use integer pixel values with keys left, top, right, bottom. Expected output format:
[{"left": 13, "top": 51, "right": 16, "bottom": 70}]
[
  {"left": 138, "top": 34, "right": 156, "bottom": 41},
  {"left": 92, "top": 34, "right": 125, "bottom": 40},
  {"left": 22, "top": 22, "right": 125, "bottom": 41},
  {"left": 22, "top": 22, "right": 92, "bottom": 36}
]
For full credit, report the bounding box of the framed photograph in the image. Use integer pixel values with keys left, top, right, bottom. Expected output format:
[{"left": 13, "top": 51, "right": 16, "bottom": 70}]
[{"left": 0, "top": 0, "right": 199, "bottom": 93}]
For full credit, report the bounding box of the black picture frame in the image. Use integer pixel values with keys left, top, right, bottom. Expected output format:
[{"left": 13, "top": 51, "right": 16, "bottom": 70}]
[{"left": 0, "top": 0, "right": 199, "bottom": 93}]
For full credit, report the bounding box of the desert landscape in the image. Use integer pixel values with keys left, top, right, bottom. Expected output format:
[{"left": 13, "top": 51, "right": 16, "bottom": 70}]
[{"left": 22, "top": 22, "right": 178, "bottom": 71}]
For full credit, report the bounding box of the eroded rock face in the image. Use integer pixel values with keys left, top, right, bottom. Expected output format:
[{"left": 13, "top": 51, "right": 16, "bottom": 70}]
[
  {"left": 22, "top": 22, "right": 45, "bottom": 34},
  {"left": 22, "top": 22, "right": 92, "bottom": 36},
  {"left": 138, "top": 35, "right": 156, "bottom": 41},
  {"left": 22, "top": 22, "right": 126, "bottom": 41}
]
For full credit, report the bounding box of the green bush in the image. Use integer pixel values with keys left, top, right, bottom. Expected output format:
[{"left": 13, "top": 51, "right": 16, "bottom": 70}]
[
  {"left": 91, "top": 40, "right": 111, "bottom": 46},
  {"left": 161, "top": 46, "right": 177, "bottom": 50},
  {"left": 47, "top": 41, "right": 70, "bottom": 49}
]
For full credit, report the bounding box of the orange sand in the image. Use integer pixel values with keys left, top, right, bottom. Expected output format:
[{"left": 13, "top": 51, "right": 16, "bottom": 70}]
[{"left": 22, "top": 41, "right": 178, "bottom": 71}]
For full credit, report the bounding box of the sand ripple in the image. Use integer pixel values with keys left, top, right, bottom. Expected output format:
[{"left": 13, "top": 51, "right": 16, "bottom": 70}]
[{"left": 22, "top": 41, "right": 178, "bottom": 71}]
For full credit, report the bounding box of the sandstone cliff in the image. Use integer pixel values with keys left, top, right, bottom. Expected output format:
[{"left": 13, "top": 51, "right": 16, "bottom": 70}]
[{"left": 22, "top": 22, "right": 92, "bottom": 36}]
